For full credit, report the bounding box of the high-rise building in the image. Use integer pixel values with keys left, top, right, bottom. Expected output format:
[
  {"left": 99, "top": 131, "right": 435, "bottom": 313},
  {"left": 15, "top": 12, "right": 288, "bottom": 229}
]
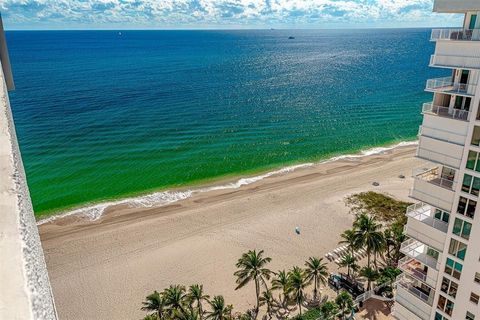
[
  {"left": 0, "top": 15, "right": 57, "bottom": 320},
  {"left": 393, "top": 1, "right": 480, "bottom": 320}
]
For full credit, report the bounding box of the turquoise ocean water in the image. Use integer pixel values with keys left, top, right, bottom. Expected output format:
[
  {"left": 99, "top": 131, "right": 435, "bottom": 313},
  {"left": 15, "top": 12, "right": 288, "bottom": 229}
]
[{"left": 7, "top": 29, "right": 446, "bottom": 217}]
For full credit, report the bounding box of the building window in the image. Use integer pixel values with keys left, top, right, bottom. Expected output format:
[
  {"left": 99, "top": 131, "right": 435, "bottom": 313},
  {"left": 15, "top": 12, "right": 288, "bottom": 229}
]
[
  {"left": 437, "top": 294, "right": 455, "bottom": 316},
  {"left": 453, "top": 218, "right": 472, "bottom": 240},
  {"left": 449, "top": 239, "right": 468, "bottom": 260},
  {"left": 466, "top": 150, "right": 480, "bottom": 172},
  {"left": 475, "top": 272, "right": 480, "bottom": 284},
  {"left": 472, "top": 126, "right": 480, "bottom": 146},
  {"left": 435, "top": 312, "right": 445, "bottom": 320},
  {"left": 441, "top": 277, "right": 458, "bottom": 298},
  {"left": 471, "top": 293, "right": 479, "bottom": 305},
  {"left": 435, "top": 209, "right": 450, "bottom": 223},
  {"left": 467, "top": 311, "right": 476, "bottom": 320},
  {"left": 457, "top": 197, "right": 476, "bottom": 219},
  {"left": 445, "top": 258, "right": 463, "bottom": 280},
  {"left": 462, "top": 174, "right": 480, "bottom": 196}
]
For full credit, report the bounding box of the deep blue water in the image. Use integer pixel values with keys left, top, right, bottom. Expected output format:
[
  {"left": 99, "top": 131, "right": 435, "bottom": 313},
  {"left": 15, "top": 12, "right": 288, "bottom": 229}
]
[{"left": 6, "top": 29, "right": 446, "bottom": 215}]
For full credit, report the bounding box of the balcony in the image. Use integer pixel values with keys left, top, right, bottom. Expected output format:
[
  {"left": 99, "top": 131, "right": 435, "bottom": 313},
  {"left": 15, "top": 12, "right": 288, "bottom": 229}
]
[
  {"left": 398, "top": 256, "right": 439, "bottom": 289},
  {"left": 430, "top": 54, "right": 480, "bottom": 70},
  {"left": 410, "top": 167, "right": 456, "bottom": 212},
  {"left": 425, "top": 77, "right": 476, "bottom": 97},
  {"left": 392, "top": 300, "right": 426, "bottom": 320},
  {"left": 405, "top": 203, "right": 448, "bottom": 251},
  {"left": 414, "top": 167, "right": 455, "bottom": 190},
  {"left": 418, "top": 123, "right": 467, "bottom": 146},
  {"left": 396, "top": 274, "right": 435, "bottom": 306},
  {"left": 417, "top": 134, "right": 464, "bottom": 169},
  {"left": 422, "top": 103, "right": 469, "bottom": 121},
  {"left": 406, "top": 203, "right": 449, "bottom": 233},
  {"left": 431, "top": 29, "right": 480, "bottom": 41},
  {"left": 395, "top": 276, "right": 434, "bottom": 320},
  {"left": 410, "top": 167, "right": 456, "bottom": 211},
  {"left": 400, "top": 238, "right": 441, "bottom": 270}
]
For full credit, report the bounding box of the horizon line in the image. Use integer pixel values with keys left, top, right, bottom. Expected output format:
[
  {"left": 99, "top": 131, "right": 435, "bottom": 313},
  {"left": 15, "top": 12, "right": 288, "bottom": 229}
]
[{"left": 5, "top": 26, "right": 445, "bottom": 32}]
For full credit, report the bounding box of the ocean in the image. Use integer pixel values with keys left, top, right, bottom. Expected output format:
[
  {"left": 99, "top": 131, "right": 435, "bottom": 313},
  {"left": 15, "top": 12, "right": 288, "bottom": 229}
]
[{"left": 7, "top": 29, "right": 446, "bottom": 218}]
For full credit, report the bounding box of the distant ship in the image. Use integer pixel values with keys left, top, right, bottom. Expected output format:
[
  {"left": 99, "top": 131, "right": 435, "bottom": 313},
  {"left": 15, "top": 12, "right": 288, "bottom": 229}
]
[{"left": 288, "top": 36, "right": 295, "bottom": 39}]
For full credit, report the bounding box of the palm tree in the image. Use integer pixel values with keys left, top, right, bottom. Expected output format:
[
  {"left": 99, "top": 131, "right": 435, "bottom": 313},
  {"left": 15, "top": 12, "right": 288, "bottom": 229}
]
[
  {"left": 258, "top": 290, "right": 275, "bottom": 320},
  {"left": 337, "top": 254, "right": 357, "bottom": 278},
  {"left": 384, "top": 223, "right": 406, "bottom": 266},
  {"left": 271, "top": 270, "right": 292, "bottom": 310},
  {"left": 339, "top": 228, "right": 360, "bottom": 257},
  {"left": 178, "top": 309, "right": 201, "bottom": 320},
  {"left": 206, "top": 296, "right": 230, "bottom": 320},
  {"left": 353, "top": 213, "right": 386, "bottom": 269},
  {"left": 304, "top": 257, "right": 328, "bottom": 301},
  {"left": 320, "top": 301, "right": 339, "bottom": 320},
  {"left": 141, "top": 291, "right": 166, "bottom": 320},
  {"left": 234, "top": 250, "right": 272, "bottom": 315},
  {"left": 335, "top": 291, "right": 354, "bottom": 320},
  {"left": 236, "top": 310, "right": 255, "bottom": 320},
  {"left": 187, "top": 284, "right": 210, "bottom": 318},
  {"left": 143, "top": 315, "right": 159, "bottom": 320},
  {"left": 163, "top": 285, "right": 187, "bottom": 316},
  {"left": 377, "top": 267, "right": 401, "bottom": 286},
  {"left": 287, "top": 266, "right": 308, "bottom": 316},
  {"left": 360, "top": 266, "right": 379, "bottom": 291}
]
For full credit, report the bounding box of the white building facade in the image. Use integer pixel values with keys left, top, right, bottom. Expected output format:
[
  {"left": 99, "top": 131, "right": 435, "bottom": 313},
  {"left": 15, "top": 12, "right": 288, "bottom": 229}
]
[
  {"left": 393, "top": 1, "right": 480, "bottom": 320},
  {"left": 0, "top": 16, "right": 57, "bottom": 320}
]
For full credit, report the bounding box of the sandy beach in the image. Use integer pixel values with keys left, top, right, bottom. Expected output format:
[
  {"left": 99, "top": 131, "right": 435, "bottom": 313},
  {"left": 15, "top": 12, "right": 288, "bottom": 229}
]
[{"left": 39, "top": 144, "right": 423, "bottom": 320}]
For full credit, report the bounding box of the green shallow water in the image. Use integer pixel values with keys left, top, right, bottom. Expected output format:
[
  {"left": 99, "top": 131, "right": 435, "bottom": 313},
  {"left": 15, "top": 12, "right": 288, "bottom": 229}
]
[{"left": 7, "top": 29, "right": 444, "bottom": 217}]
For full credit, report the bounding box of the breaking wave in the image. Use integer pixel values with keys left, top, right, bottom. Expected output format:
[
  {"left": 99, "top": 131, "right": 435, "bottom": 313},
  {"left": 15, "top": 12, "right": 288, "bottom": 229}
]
[{"left": 37, "top": 140, "right": 417, "bottom": 225}]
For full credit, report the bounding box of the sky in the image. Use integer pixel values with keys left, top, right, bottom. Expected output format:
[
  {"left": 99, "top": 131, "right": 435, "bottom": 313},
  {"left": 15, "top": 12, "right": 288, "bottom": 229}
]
[{"left": 0, "top": 0, "right": 463, "bottom": 30}]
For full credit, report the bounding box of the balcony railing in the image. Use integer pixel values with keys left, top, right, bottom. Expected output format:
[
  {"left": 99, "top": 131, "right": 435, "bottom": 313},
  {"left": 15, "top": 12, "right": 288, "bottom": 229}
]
[
  {"left": 394, "top": 289, "right": 431, "bottom": 320},
  {"left": 413, "top": 167, "right": 456, "bottom": 191},
  {"left": 431, "top": 28, "right": 480, "bottom": 41},
  {"left": 396, "top": 274, "right": 435, "bottom": 306},
  {"left": 425, "top": 77, "right": 476, "bottom": 96},
  {"left": 406, "top": 202, "right": 449, "bottom": 233},
  {"left": 430, "top": 54, "right": 480, "bottom": 70},
  {"left": 422, "top": 103, "right": 470, "bottom": 121},
  {"left": 398, "top": 256, "right": 428, "bottom": 283},
  {"left": 400, "top": 238, "right": 441, "bottom": 270}
]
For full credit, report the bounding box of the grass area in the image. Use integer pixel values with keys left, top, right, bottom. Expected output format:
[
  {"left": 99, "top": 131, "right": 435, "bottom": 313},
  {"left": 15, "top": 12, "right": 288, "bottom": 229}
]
[
  {"left": 345, "top": 191, "right": 412, "bottom": 225},
  {"left": 292, "top": 308, "right": 322, "bottom": 320}
]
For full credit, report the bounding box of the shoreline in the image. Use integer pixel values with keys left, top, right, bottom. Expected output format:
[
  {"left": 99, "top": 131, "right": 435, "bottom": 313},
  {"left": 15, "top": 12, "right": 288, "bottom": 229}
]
[
  {"left": 40, "top": 140, "right": 421, "bottom": 320},
  {"left": 38, "top": 139, "right": 418, "bottom": 225}
]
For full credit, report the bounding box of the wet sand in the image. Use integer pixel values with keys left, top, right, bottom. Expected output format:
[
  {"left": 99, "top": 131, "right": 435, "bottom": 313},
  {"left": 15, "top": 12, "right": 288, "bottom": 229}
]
[{"left": 40, "top": 145, "right": 422, "bottom": 319}]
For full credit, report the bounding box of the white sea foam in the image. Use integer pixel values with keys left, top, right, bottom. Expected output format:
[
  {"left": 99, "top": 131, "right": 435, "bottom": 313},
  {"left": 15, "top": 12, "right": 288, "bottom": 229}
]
[{"left": 37, "top": 140, "right": 417, "bottom": 225}]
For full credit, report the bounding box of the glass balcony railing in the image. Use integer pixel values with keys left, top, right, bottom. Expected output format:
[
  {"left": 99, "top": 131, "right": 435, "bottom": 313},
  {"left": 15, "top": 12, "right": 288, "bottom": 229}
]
[
  {"left": 400, "top": 238, "right": 441, "bottom": 270},
  {"left": 430, "top": 54, "right": 480, "bottom": 70},
  {"left": 398, "top": 257, "right": 427, "bottom": 282},
  {"left": 422, "top": 103, "right": 470, "bottom": 121},
  {"left": 431, "top": 28, "right": 480, "bottom": 41},
  {"left": 425, "top": 77, "right": 476, "bottom": 96},
  {"left": 396, "top": 274, "right": 435, "bottom": 306},
  {"left": 406, "top": 202, "right": 449, "bottom": 233},
  {"left": 395, "top": 290, "right": 431, "bottom": 320},
  {"left": 413, "top": 167, "right": 456, "bottom": 191}
]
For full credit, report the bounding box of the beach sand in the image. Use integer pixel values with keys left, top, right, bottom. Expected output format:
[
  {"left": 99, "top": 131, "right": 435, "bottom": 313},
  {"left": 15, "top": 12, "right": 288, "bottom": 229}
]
[{"left": 39, "top": 145, "right": 422, "bottom": 320}]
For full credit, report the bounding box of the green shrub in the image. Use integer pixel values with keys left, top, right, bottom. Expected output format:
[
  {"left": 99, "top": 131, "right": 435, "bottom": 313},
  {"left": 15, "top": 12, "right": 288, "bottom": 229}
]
[
  {"left": 292, "top": 308, "right": 322, "bottom": 320},
  {"left": 345, "top": 191, "right": 412, "bottom": 225}
]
